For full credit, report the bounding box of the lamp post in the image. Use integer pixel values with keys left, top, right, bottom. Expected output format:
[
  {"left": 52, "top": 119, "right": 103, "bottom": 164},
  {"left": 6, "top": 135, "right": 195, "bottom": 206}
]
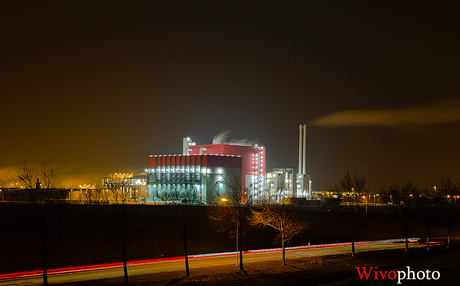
[
  {"left": 236, "top": 216, "right": 239, "bottom": 266},
  {"left": 221, "top": 196, "right": 238, "bottom": 266},
  {"left": 362, "top": 195, "right": 367, "bottom": 213}
]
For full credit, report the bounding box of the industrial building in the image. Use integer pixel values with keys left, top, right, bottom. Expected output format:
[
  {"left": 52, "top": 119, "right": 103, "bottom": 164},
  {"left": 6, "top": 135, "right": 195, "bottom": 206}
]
[{"left": 146, "top": 124, "right": 312, "bottom": 205}]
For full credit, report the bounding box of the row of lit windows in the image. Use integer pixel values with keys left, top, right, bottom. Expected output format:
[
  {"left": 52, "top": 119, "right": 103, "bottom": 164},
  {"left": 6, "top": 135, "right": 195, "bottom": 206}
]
[
  {"left": 152, "top": 183, "right": 201, "bottom": 189},
  {"left": 147, "top": 167, "right": 225, "bottom": 175}
]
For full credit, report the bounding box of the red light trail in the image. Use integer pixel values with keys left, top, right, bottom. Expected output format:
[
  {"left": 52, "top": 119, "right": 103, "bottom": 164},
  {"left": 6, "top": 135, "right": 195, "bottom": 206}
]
[{"left": 0, "top": 238, "right": 423, "bottom": 281}]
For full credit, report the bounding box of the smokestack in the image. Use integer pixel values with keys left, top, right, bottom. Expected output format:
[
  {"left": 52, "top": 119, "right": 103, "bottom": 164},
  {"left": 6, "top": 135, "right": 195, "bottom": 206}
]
[
  {"left": 298, "top": 124, "right": 303, "bottom": 174},
  {"left": 302, "top": 124, "right": 306, "bottom": 175}
]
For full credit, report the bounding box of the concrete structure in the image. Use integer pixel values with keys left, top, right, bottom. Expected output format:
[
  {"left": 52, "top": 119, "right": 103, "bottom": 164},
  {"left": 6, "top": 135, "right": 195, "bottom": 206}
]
[{"left": 146, "top": 154, "right": 242, "bottom": 204}]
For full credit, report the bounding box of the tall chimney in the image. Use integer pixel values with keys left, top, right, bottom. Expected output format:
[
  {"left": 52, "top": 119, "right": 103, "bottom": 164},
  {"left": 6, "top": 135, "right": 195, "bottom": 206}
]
[
  {"left": 302, "top": 124, "right": 307, "bottom": 175},
  {"left": 298, "top": 124, "right": 303, "bottom": 174}
]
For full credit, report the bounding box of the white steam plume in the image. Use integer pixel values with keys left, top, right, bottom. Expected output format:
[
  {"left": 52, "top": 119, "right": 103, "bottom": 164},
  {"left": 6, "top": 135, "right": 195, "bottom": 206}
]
[{"left": 212, "top": 131, "right": 257, "bottom": 146}]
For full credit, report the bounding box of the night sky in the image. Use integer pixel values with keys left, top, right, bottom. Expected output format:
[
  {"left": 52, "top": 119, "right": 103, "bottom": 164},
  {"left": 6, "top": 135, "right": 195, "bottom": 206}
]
[{"left": 1, "top": 1, "right": 459, "bottom": 191}]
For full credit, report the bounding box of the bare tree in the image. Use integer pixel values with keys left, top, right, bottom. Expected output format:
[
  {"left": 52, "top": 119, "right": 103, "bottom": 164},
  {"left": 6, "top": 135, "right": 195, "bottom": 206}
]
[
  {"left": 83, "top": 188, "right": 95, "bottom": 204},
  {"left": 438, "top": 176, "right": 460, "bottom": 248},
  {"left": 209, "top": 174, "right": 252, "bottom": 272},
  {"left": 251, "top": 204, "right": 308, "bottom": 265},
  {"left": 387, "top": 180, "right": 421, "bottom": 252},
  {"left": 7, "top": 160, "right": 68, "bottom": 286},
  {"left": 6, "top": 159, "right": 55, "bottom": 189},
  {"left": 326, "top": 170, "right": 369, "bottom": 257},
  {"left": 111, "top": 189, "right": 131, "bottom": 203},
  {"left": 417, "top": 196, "right": 440, "bottom": 250},
  {"left": 161, "top": 203, "right": 208, "bottom": 276},
  {"left": 84, "top": 182, "right": 103, "bottom": 204},
  {"left": 105, "top": 177, "right": 133, "bottom": 203},
  {"left": 90, "top": 196, "right": 144, "bottom": 283}
]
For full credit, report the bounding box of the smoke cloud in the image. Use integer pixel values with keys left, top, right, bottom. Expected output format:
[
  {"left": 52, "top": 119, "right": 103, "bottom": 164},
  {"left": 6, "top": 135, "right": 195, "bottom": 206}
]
[
  {"left": 213, "top": 131, "right": 257, "bottom": 146},
  {"left": 309, "top": 98, "right": 460, "bottom": 128}
]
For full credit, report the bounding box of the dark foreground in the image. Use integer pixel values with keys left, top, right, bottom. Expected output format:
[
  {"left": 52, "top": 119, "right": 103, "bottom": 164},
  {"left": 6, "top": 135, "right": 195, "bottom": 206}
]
[
  {"left": 56, "top": 245, "right": 459, "bottom": 286},
  {"left": 0, "top": 203, "right": 452, "bottom": 274}
]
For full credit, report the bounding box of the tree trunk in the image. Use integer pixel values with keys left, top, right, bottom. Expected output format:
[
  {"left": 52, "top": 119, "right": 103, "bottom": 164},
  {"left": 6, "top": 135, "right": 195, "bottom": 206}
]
[
  {"left": 239, "top": 221, "right": 243, "bottom": 271},
  {"left": 426, "top": 227, "right": 430, "bottom": 251},
  {"left": 404, "top": 228, "right": 409, "bottom": 252},
  {"left": 350, "top": 212, "right": 355, "bottom": 257},
  {"left": 351, "top": 226, "right": 355, "bottom": 257},
  {"left": 447, "top": 231, "right": 451, "bottom": 248},
  {"left": 122, "top": 245, "right": 128, "bottom": 283},
  {"left": 184, "top": 238, "right": 190, "bottom": 277},
  {"left": 42, "top": 245, "right": 48, "bottom": 286},
  {"left": 282, "top": 232, "right": 286, "bottom": 266},
  {"left": 351, "top": 235, "right": 355, "bottom": 257}
]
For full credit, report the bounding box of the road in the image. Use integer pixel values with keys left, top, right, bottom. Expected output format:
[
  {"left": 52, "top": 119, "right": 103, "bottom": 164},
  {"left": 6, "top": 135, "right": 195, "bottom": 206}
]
[{"left": 0, "top": 238, "right": 422, "bottom": 285}]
